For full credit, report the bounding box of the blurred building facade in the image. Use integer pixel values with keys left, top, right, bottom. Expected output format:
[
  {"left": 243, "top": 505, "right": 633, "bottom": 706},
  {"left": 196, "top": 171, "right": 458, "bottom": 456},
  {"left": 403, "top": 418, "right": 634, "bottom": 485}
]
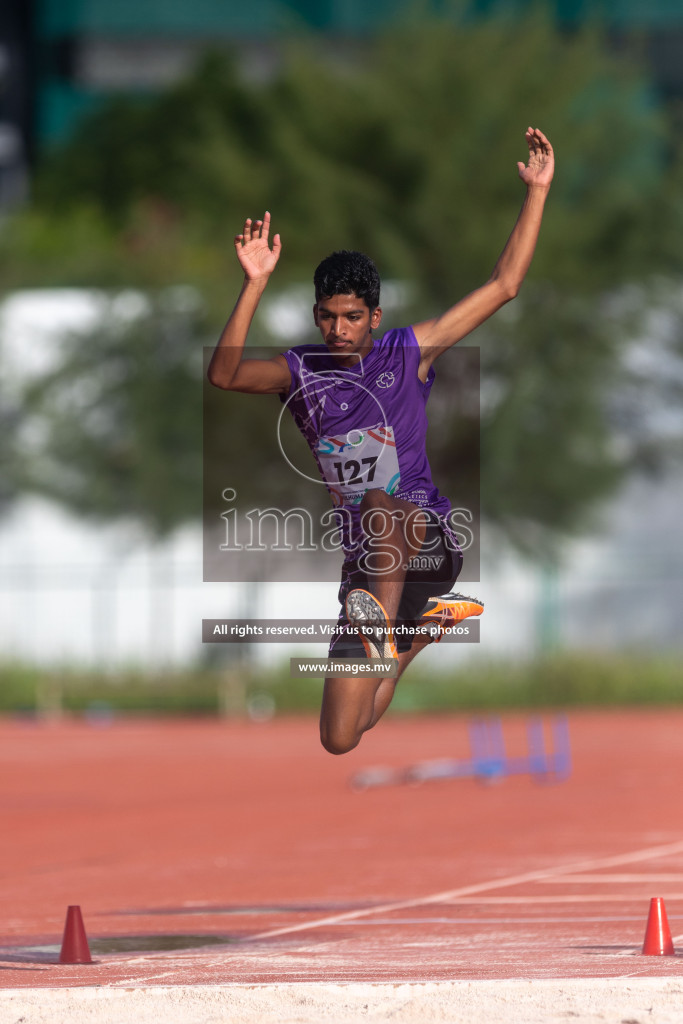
[{"left": 0, "top": 0, "right": 31, "bottom": 207}]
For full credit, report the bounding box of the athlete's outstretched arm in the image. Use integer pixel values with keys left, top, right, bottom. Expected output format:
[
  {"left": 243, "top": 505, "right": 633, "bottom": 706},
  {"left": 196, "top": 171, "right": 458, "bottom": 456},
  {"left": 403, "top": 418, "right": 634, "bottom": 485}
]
[
  {"left": 207, "top": 211, "right": 291, "bottom": 394},
  {"left": 414, "top": 127, "right": 554, "bottom": 377}
]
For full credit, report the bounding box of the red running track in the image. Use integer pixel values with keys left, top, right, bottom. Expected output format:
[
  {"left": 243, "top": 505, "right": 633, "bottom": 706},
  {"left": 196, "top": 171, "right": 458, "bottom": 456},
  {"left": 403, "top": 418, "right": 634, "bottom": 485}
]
[{"left": 1, "top": 709, "right": 683, "bottom": 987}]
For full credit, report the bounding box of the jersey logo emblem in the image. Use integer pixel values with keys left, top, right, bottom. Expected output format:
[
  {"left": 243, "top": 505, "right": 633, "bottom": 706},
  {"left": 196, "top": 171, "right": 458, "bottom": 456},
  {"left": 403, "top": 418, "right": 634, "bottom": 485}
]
[{"left": 375, "top": 371, "right": 395, "bottom": 389}]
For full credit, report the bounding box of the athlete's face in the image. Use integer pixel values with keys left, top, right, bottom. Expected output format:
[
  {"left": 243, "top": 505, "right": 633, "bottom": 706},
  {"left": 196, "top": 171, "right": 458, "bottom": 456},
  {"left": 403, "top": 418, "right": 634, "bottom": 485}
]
[{"left": 313, "top": 293, "right": 382, "bottom": 365}]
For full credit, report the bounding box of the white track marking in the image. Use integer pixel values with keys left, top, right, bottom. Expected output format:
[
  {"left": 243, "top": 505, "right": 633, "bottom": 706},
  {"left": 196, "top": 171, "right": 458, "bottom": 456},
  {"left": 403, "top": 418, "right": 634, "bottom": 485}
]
[
  {"left": 323, "top": 916, "right": 657, "bottom": 925},
  {"left": 445, "top": 894, "right": 683, "bottom": 903},
  {"left": 248, "top": 837, "right": 683, "bottom": 943},
  {"left": 537, "top": 872, "right": 683, "bottom": 884}
]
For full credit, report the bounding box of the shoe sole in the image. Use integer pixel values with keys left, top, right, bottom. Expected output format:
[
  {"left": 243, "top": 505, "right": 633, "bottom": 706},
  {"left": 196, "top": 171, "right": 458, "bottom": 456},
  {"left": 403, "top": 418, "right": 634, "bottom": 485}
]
[{"left": 345, "top": 589, "right": 397, "bottom": 660}]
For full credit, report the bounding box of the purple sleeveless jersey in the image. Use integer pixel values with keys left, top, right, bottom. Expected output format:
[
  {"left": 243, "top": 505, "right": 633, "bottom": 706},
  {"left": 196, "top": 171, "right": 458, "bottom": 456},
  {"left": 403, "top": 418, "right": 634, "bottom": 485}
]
[{"left": 281, "top": 326, "right": 455, "bottom": 560}]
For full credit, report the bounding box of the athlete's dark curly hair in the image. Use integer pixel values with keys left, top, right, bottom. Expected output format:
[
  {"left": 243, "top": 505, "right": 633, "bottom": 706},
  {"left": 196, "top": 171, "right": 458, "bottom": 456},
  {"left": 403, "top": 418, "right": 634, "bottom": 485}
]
[{"left": 313, "top": 250, "right": 380, "bottom": 311}]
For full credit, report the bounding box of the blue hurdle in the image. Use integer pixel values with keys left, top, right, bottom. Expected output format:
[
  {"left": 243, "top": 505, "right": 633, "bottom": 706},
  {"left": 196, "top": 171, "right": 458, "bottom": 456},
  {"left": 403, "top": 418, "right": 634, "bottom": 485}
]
[{"left": 350, "top": 715, "right": 571, "bottom": 790}]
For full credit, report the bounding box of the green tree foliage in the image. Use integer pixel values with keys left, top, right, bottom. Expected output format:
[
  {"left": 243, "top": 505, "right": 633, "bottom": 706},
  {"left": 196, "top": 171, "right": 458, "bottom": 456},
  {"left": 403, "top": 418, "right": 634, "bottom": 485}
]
[
  {"left": 30, "top": 15, "right": 679, "bottom": 295},
  {"left": 7, "top": 11, "right": 683, "bottom": 545}
]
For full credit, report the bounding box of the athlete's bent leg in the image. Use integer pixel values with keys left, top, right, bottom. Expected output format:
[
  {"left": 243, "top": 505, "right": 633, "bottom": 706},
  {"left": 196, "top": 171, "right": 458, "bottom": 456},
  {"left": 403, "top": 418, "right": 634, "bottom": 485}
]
[
  {"left": 319, "top": 675, "right": 387, "bottom": 755},
  {"left": 319, "top": 634, "right": 433, "bottom": 754},
  {"left": 357, "top": 490, "right": 427, "bottom": 626}
]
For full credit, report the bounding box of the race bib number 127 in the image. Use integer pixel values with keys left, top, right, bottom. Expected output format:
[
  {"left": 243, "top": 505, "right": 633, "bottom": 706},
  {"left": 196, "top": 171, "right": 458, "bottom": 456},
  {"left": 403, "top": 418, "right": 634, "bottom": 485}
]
[{"left": 315, "top": 424, "right": 400, "bottom": 505}]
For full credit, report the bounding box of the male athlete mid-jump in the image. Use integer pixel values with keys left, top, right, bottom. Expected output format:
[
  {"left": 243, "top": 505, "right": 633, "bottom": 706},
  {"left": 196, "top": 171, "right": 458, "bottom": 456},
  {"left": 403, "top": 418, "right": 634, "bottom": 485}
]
[{"left": 208, "top": 126, "right": 554, "bottom": 754}]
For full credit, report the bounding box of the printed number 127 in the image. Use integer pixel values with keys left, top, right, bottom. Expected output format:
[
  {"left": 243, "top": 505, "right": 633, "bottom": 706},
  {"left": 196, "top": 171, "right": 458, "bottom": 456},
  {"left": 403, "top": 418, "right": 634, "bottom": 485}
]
[{"left": 332, "top": 457, "right": 378, "bottom": 485}]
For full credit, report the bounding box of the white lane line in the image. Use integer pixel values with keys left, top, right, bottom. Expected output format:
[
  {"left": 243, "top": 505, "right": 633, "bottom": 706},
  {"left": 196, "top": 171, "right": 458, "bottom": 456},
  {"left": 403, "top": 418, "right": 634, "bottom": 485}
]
[
  {"left": 444, "top": 894, "right": 683, "bottom": 904},
  {"left": 323, "top": 916, "right": 655, "bottom": 925},
  {"left": 248, "top": 837, "right": 683, "bottom": 943},
  {"left": 537, "top": 873, "right": 683, "bottom": 884}
]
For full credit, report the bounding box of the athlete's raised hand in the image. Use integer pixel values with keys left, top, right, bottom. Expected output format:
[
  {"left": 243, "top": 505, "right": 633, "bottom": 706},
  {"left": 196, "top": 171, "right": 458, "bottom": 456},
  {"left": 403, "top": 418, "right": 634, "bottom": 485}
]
[
  {"left": 234, "top": 211, "right": 282, "bottom": 281},
  {"left": 517, "top": 127, "right": 554, "bottom": 190}
]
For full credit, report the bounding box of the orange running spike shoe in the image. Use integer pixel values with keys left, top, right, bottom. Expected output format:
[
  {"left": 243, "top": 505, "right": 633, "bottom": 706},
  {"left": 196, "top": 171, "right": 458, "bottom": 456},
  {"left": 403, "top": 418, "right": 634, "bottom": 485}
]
[
  {"left": 419, "top": 592, "right": 484, "bottom": 642},
  {"left": 345, "top": 588, "right": 399, "bottom": 661}
]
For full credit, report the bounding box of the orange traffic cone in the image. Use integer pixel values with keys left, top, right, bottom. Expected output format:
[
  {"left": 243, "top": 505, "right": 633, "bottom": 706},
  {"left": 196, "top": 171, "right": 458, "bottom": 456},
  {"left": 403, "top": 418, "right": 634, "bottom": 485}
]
[
  {"left": 642, "top": 897, "right": 675, "bottom": 955},
  {"left": 58, "top": 905, "right": 92, "bottom": 964}
]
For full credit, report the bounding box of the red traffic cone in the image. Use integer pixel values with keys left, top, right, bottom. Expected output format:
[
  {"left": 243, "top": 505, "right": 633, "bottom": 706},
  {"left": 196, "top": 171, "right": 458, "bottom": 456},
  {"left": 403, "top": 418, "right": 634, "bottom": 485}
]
[
  {"left": 59, "top": 905, "right": 92, "bottom": 964},
  {"left": 642, "top": 897, "right": 675, "bottom": 955}
]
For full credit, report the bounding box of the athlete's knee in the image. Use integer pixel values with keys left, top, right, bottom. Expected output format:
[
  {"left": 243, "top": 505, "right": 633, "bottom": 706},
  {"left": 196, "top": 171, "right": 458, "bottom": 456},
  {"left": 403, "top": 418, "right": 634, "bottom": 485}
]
[
  {"left": 319, "top": 719, "right": 362, "bottom": 756},
  {"left": 320, "top": 733, "right": 361, "bottom": 756}
]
